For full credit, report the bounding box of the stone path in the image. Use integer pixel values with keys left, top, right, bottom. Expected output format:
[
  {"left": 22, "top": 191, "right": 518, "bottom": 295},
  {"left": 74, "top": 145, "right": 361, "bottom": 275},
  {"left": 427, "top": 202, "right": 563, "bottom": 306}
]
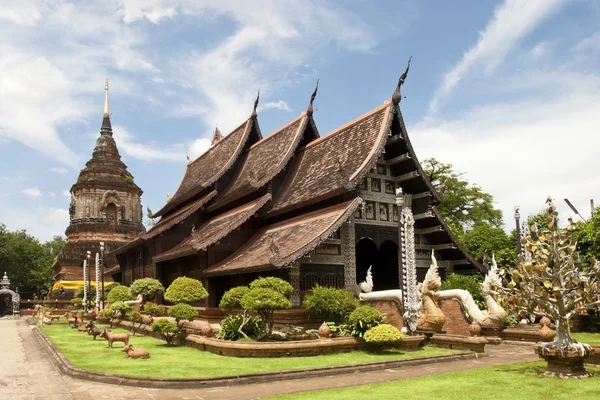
[{"left": 0, "top": 319, "right": 539, "bottom": 399}]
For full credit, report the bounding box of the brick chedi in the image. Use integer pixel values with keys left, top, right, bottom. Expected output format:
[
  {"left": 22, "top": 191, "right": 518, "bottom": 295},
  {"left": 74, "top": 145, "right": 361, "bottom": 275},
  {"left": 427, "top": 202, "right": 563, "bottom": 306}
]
[{"left": 52, "top": 79, "right": 145, "bottom": 292}]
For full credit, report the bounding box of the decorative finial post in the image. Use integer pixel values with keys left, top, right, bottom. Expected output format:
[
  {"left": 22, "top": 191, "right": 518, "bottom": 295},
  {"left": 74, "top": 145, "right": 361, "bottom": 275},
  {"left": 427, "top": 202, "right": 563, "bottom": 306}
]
[
  {"left": 251, "top": 90, "right": 260, "bottom": 117},
  {"left": 514, "top": 206, "right": 521, "bottom": 254},
  {"left": 392, "top": 56, "right": 411, "bottom": 105},
  {"left": 104, "top": 77, "right": 109, "bottom": 116},
  {"left": 211, "top": 126, "right": 222, "bottom": 146},
  {"left": 306, "top": 79, "right": 319, "bottom": 115}
]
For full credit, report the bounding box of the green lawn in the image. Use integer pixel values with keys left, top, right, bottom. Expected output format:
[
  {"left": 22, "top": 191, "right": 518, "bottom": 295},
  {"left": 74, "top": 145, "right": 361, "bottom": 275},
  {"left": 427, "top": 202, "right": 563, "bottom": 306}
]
[
  {"left": 266, "top": 362, "right": 600, "bottom": 400},
  {"left": 573, "top": 332, "right": 600, "bottom": 346},
  {"left": 39, "top": 323, "right": 459, "bottom": 378}
]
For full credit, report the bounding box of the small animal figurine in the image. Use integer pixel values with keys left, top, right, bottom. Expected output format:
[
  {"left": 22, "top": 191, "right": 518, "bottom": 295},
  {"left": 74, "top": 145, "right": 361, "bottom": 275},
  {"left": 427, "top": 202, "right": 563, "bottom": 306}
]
[
  {"left": 85, "top": 322, "right": 106, "bottom": 340},
  {"left": 48, "top": 314, "right": 61, "bottom": 322},
  {"left": 100, "top": 329, "right": 130, "bottom": 348},
  {"left": 121, "top": 344, "right": 150, "bottom": 359}
]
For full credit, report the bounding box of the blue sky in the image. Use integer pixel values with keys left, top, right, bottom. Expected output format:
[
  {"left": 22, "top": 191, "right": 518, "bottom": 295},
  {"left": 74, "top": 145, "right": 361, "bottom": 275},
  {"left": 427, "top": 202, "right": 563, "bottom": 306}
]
[{"left": 1, "top": 0, "right": 599, "bottom": 241}]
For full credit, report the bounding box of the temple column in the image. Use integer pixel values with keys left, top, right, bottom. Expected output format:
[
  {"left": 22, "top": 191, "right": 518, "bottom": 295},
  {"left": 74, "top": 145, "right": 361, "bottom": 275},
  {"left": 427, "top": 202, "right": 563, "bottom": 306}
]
[
  {"left": 289, "top": 263, "right": 301, "bottom": 307},
  {"left": 341, "top": 216, "right": 356, "bottom": 292}
]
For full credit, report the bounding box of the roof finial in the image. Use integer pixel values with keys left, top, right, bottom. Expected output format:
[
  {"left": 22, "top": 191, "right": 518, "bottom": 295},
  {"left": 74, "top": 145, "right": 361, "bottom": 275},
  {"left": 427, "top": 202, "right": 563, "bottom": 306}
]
[
  {"left": 104, "top": 77, "right": 109, "bottom": 116},
  {"left": 251, "top": 90, "right": 260, "bottom": 117},
  {"left": 392, "top": 56, "right": 411, "bottom": 105},
  {"left": 306, "top": 79, "right": 319, "bottom": 115},
  {"left": 211, "top": 125, "right": 222, "bottom": 146}
]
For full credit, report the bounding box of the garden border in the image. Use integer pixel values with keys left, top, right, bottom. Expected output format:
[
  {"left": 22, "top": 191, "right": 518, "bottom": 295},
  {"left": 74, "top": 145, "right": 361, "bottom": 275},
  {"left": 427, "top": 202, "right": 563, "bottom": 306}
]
[{"left": 29, "top": 319, "right": 481, "bottom": 389}]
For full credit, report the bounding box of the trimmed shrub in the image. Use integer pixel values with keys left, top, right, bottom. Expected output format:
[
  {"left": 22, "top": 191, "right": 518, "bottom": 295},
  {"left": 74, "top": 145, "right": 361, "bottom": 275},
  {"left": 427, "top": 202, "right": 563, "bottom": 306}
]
[
  {"left": 364, "top": 324, "right": 404, "bottom": 350},
  {"left": 249, "top": 276, "right": 293, "bottom": 296},
  {"left": 167, "top": 303, "right": 198, "bottom": 329},
  {"left": 128, "top": 310, "right": 144, "bottom": 335},
  {"left": 107, "top": 286, "right": 134, "bottom": 303},
  {"left": 219, "top": 286, "right": 250, "bottom": 309},
  {"left": 164, "top": 277, "right": 208, "bottom": 304},
  {"left": 151, "top": 319, "right": 179, "bottom": 345},
  {"left": 142, "top": 301, "right": 166, "bottom": 316},
  {"left": 347, "top": 306, "right": 384, "bottom": 337},
  {"left": 441, "top": 273, "right": 486, "bottom": 310},
  {"left": 130, "top": 278, "right": 165, "bottom": 299},
  {"left": 97, "top": 307, "right": 113, "bottom": 321},
  {"left": 217, "top": 313, "right": 262, "bottom": 341},
  {"left": 240, "top": 287, "right": 291, "bottom": 339},
  {"left": 302, "top": 285, "right": 358, "bottom": 323},
  {"left": 104, "top": 282, "right": 121, "bottom": 295}
]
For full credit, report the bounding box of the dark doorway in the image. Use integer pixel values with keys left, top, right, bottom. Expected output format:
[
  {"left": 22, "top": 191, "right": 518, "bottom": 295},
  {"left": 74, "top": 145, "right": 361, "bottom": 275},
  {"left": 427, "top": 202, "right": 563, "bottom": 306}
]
[
  {"left": 0, "top": 295, "right": 9, "bottom": 317},
  {"left": 377, "top": 240, "right": 399, "bottom": 290},
  {"left": 355, "top": 238, "right": 379, "bottom": 286}
]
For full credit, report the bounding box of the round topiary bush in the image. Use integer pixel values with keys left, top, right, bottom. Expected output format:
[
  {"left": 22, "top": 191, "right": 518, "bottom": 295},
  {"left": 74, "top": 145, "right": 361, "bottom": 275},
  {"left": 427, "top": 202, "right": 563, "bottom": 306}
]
[
  {"left": 130, "top": 278, "right": 165, "bottom": 300},
  {"left": 219, "top": 286, "right": 250, "bottom": 309},
  {"left": 167, "top": 303, "right": 198, "bottom": 329},
  {"left": 302, "top": 285, "right": 358, "bottom": 323},
  {"left": 151, "top": 319, "right": 179, "bottom": 345},
  {"left": 142, "top": 301, "right": 167, "bottom": 317},
  {"left": 347, "top": 305, "right": 384, "bottom": 337},
  {"left": 249, "top": 277, "right": 293, "bottom": 296},
  {"left": 107, "top": 285, "right": 134, "bottom": 303},
  {"left": 164, "top": 277, "right": 208, "bottom": 304},
  {"left": 364, "top": 324, "right": 404, "bottom": 350}
]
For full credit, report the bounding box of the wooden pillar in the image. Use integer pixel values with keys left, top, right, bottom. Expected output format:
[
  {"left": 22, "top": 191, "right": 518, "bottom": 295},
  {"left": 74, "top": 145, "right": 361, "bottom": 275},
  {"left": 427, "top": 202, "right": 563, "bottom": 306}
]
[
  {"left": 289, "top": 263, "right": 301, "bottom": 307},
  {"left": 341, "top": 216, "right": 356, "bottom": 292}
]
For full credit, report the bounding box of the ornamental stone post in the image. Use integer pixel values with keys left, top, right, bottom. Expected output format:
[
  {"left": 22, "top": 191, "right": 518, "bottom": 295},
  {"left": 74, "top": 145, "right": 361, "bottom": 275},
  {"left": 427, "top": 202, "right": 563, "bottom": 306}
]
[
  {"left": 289, "top": 263, "right": 301, "bottom": 307},
  {"left": 341, "top": 216, "right": 357, "bottom": 292}
]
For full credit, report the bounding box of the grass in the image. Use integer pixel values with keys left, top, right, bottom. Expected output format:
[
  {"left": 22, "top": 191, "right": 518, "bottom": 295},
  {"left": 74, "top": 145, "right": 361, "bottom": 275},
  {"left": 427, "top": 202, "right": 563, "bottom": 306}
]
[
  {"left": 573, "top": 332, "right": 600, "bottom": 346},
  {"left": 265, "top": 362, "right": 600, "bottom": 400},
  {"left": 39, "top": 322, "right": 460, "bottom": 379}
]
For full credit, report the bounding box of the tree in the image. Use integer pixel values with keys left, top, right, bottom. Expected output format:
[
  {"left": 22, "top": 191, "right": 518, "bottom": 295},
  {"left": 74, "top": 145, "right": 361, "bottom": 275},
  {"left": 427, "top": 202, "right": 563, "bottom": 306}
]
[
  {"left": 575, "top": 207, "right": 600, "bottom": 261},
  {"left": 302, "top": 285, "right": 358, "bottom": 323},
  {"left": 130, "top": 278, "right": 165, "bottom": 304},
  {"left": 128, "top": 311, "right": 144, "bottom": 336},
  {"left": 106, "top": 286, "right": 134, "bottom": 303},
  {"left": 502, "top": 198, "right": 600, "bottom": 375},
  {"left": 167, "top": 303, "right": 198, "bottom": 332},
  {"left": 441, "top": 273, "right": 485, "bottom": 310},
  {"left": 239, "top": 277, "right": 293, "bottom": 340},
  {"left": 0, "top": 224, "right": 65, "bottom": 298},
  {"left": 423, "top": 158, "right": 503, "bottom": 234},
  {"left": 461, "top": 223, "right": 517, "bottom": 267},
  {"left": 109, "top": 301, "right": 132, "bottom": 328},
  {"left": 151, "top": 319, "right": 179, "bottom": 345},
  {"left": 220, "top": 286, "right": 252, "bottom": 339},
  {"left": 164, "top": 277, "right": 208, "bottom": 304}
]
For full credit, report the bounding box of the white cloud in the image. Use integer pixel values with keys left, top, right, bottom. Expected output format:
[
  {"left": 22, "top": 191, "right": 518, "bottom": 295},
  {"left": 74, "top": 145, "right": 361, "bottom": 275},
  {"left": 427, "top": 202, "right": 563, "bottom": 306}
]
[
  {"left": 63, "top": 190, "right": 71, "bottom": 197},
  {"left": 112, "top": 125, "right": 187, "bottom": 162},
  {"left": 22, "top": 187, "right": 42, "bottom": 197},
  {"left": 428, "top": 0, "right": 567, "bottom": 114},
  {"left": 0, "top": 204, "right": 69, "bottom": 241},
  {"left": 262, "top": 100, "right": 291, "bottom": 112},
  {"left": 0, "top": 0, "right": 42, "bottom": 26},
  {"left": 50, "top": 167, "right": 69, "bottom": 175},
  {"left": 189, "top": 137, "right": 211, "bottom": 159}
]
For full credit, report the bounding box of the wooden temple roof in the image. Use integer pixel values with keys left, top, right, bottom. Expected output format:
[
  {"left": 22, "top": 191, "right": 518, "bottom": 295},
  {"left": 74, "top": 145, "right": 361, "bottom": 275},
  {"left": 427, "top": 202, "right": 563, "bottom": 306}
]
[
  {"left": 143, "top": 190, "right": 217, "bottom": 240},
  {"left": 152, "top": 117, "right": 258, "bottom": 218},
  {"left": 153, "top": 194, "right": 272, "bottom": 263},
  {"left": 208, "top": 113, "right": 316, "bottom": 210},
  {"left": 267, "top": 101, "right": 393, "bottom": 216},
  {"left": 203, "top": 198, "right": 362, "bottom": 277}
]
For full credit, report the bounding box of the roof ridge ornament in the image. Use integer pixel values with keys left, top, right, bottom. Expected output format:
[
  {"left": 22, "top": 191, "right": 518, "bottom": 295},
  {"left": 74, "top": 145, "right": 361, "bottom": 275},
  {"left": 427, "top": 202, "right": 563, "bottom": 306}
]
[
  {"left": 211, "top": 125, "right": 222, "bottom": 146},
  {"left": 306, "top": 79, "right": 319, "bottom": 116},
  {"left": 104, "top": 77, "right": 109, "bottom": 116},
  {"left": 392, "top": 56, "right": 411, "bottom": 105},
  {"left": 251, "top": 90, "right": 260, "bottom": 118}
]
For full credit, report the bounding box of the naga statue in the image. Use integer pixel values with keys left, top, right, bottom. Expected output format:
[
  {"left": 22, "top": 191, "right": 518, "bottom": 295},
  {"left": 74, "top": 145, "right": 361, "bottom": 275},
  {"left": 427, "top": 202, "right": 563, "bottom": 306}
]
[
  {"left": 358, "top": 266, "right": 373, "bottom": 293},
  {"left": 358, "top": 267, "right": 403, "bottom": 308},
  {"left": 417, "top": 250, "right": 446, "bottom": 332},
  {"left": 439, "top": 254, "right": 507, "bottom": 328}
]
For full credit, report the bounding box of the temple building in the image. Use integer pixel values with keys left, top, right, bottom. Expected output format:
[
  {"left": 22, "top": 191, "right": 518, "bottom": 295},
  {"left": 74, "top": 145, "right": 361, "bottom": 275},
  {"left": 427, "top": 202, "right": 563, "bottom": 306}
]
[
  {"left": 52, "top": 80, "right": 145, "bottom": 293},
  {"left": 112, "top": 72, "right": 483, "bottom": 307}
]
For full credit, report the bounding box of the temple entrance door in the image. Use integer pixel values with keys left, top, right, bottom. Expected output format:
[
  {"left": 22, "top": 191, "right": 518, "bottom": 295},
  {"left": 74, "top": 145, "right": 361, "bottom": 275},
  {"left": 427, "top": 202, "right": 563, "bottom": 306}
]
[
  {"left": 378, "top": 240, "right": 399, "bottom": 290},
  {"left": 0, "top": 294, "right": 7, "bottom": 317},
  {"left": 355, "top": 238, "right": 379, "bottom": 286}
]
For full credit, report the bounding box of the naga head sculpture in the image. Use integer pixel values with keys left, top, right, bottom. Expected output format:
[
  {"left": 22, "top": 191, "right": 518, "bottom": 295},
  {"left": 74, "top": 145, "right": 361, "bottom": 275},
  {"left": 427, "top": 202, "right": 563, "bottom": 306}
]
[
  {"left": 421, "top": 250, "right": 442, "bottom": 294},
  {"left": 481, "top": 253, "right": 502, "bottom": 296}
]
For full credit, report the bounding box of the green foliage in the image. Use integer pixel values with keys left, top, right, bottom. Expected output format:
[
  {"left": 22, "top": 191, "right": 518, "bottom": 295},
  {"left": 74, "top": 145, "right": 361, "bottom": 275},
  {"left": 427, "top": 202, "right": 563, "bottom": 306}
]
[
  {"left": 249, "top": 276, "right": 293, "bottom": 296},
  {"left": 217, "top": 313, "right": 262, "bottom": 341},
  {"left": 441, "top": 273, "right": 486, "bottom": 310},
  {"left": 461, "top": 223, "right": 517, "bottom": 267},
  {"left": 575, "top": 207, "right": 600, "bottom": 261},
  {"left": 104, "top": 282, "right": 121, "bottom": 295},
  {"left": 128, "top": 310, "right": 144, "bottom": 335},
  {"left": 130, "top": 278, "right": 165, "bottom": 298},
  {"left": 151, "top": 319, "right": 179, "bottom": 345},
  {"left": 240, "top": 288, "right": 292, "bottom": 312},
  {"left": 106, "top": 285, "right": 134, "bottom": 303},
  {"left": 164, "top": 277, "right": 208, "bottom": 304},
  {"left": 504, "top": 314, "right": 519, "bottom": 327},
  {"left": 97, "top": 308, "right": 113, "bottom": 320},
  {"left": 142, "top": 302, "right": 166, "bottom": 316},
  {"left": 423, "top": 158, "right": 503, "bottom": 234},
  {"left": 302, "top": 285, "right": 358, "bottom": 323},
  {"left": 74, "top": 286, "right": 97, "bottom": 299},
  {"left": 364, "top": 324, "right": 405, "bottom": 349},
  {"left": 527, "top": 209, "right": 552, "bottom": 232},
  {"left": 68, "top": 297, "right": 83, "bottom": 311},
  {"left": 0, "top": 224, "right": 66, "bottom": 298},
  {"left": 110, "top": 301, "right": 132, "bottom": 317},
  {"left": 219, "top": 286, "right": 250, "bottom": 309},
  {"left": 347, "top": 306, "right": 384, "bottom": 337},
  {"left": 167, "top": 303, "right": 198, "bottom": 328}
]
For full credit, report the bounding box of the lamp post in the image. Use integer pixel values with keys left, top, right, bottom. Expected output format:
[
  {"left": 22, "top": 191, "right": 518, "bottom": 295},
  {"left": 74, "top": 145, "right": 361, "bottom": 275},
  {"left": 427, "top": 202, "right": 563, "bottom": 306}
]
[
  {"left": 100, "top": 242, "right": 105, "bottom": 309},
  {"left": 514, "top": 206, "right": 521, "bottom": 255},
  {"left": 86, "top": 251, "right": 91, "bottom": 312}
]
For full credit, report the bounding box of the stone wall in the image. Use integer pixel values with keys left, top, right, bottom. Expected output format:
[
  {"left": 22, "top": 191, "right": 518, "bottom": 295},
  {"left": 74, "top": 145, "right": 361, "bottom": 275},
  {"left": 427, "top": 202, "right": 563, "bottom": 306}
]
[
  {"left": 439, "top": 299, "right": 471, "bottom": 335},
  {"left": 360, "top": 299, "right": 403, "bottom": 330}
]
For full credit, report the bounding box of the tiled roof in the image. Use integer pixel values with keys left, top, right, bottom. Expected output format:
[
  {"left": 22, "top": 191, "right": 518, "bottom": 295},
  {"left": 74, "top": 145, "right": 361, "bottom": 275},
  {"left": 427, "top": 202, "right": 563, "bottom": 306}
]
[
  {"left": 153, "top": 194, "right": 272, "bottom": 263},
  {"left": 143, "top": 191, "right": 217, "bottom": 240},
  {"left": 209, "top": 114, "right": 311, "bottom": 209},
  {"left": 268, "top": 102, "right": 393, "bottom": 216},
  {"left": 203, "top": 198, "right": 362, "bottom": 276},
  {"left": 152, "top": 119, "right": 255, "bottom": 217}
]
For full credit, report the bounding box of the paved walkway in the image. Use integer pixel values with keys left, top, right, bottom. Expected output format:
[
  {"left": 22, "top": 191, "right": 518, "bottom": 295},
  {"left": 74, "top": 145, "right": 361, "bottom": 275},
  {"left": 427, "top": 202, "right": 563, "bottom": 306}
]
[{"left": 0, "top": 319, "right": 538, "bottom": 399}]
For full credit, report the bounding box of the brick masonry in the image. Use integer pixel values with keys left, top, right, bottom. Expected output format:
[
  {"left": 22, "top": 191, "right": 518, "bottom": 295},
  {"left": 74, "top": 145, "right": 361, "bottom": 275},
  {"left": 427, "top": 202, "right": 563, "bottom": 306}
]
[{"left": 439, "top": 299, "right": 471, "bottom": 335}]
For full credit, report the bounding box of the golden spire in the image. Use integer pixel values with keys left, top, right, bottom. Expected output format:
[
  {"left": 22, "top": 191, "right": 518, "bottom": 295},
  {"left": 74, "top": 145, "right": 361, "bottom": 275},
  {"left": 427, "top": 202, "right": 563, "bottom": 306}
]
[{"left": 104, "top": 77, "right": 109, "bottom": 116}]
